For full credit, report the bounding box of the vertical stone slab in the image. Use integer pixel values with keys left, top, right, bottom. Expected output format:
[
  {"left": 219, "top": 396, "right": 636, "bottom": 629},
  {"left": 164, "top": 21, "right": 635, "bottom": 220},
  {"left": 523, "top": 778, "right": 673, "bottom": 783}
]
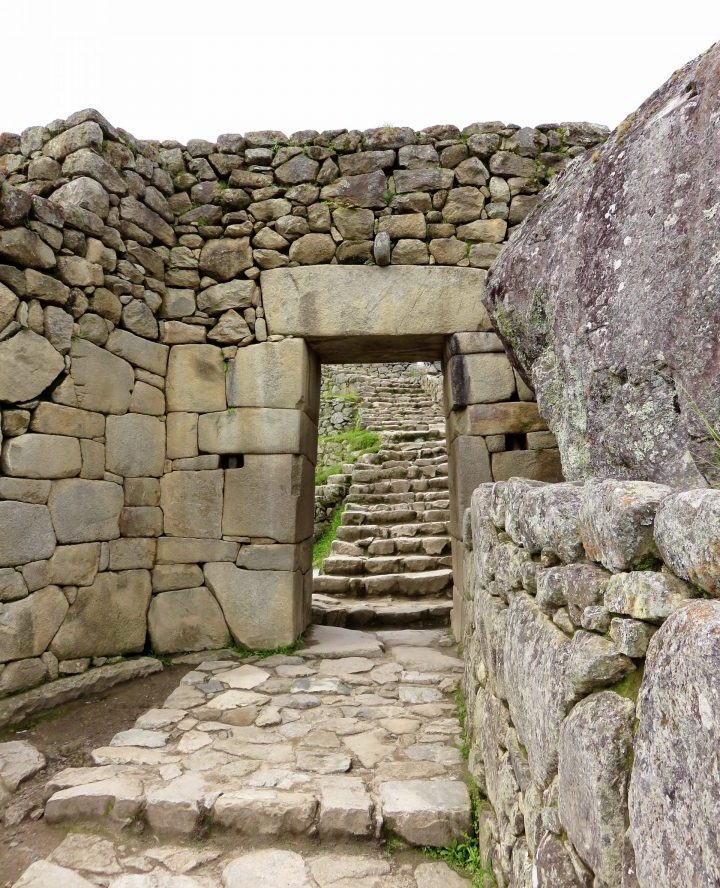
[
  {"left": 629, "top": 600, "right": 720, "bottom": 887},
  {"left": 448, "top": 435, "right": 491, "bottom": 539},
  {"left": 558, "top": 691, "right": 635, "bottom": 887}
]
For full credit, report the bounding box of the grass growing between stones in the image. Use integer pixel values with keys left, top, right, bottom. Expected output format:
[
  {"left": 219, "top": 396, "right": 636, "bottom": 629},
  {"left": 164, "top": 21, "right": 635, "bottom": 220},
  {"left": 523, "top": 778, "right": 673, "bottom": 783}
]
[
  {"left": 313, "top": 506, "right": 344, "bottom": 570},
  {"left": 315, "top": 463, "right": 343, "bottom": 486},
  {"left": 423, "top": 782, "right": 497, "bottom": 887}
]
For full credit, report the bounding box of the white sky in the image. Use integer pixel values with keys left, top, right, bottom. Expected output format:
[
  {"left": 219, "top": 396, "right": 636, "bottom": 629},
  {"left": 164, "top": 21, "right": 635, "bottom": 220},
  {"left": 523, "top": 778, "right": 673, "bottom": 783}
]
[{"left": 3, "top": 1, "right": 719, "bottom": 144}]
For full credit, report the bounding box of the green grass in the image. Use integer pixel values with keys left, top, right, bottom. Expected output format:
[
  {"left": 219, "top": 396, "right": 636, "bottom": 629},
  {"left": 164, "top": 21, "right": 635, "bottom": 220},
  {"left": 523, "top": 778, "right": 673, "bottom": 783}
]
[
  {"left": 423, "top": 838, "right": 496, "bottom": 887},
  {"left": 422, "top": 778, "right": 496, "bottom": 886},
  {"left": 234, "top": 637, "right": 304, "bottom": 660},
  {"left": 323, "top": 428, "right": 381, "bottom": 452},
  {"left": 315, "top": 463, "right": 343, "bottom": 486},
  {"left": 313, "top": 505, "right": 344, "bottom": 569}
]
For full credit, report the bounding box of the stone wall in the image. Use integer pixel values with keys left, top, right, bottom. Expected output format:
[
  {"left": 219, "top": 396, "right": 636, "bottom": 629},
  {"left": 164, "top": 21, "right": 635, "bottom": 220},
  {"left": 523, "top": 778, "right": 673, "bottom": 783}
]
[
  {"left": 0, "top": 109, "right": 601, "bottom": 700},
  {"left": 461, "top": 477, "right": 720, "bottom": 887}
]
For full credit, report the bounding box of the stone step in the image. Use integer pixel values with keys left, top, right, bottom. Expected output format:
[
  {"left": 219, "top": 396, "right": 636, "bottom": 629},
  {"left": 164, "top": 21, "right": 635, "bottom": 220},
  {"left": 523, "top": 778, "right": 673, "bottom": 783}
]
[
  {"left": 312, "top": 593, "right": 453, "bottom": 628},
  {"left": 330, "top": 535, "right": 451, "bottom": 558},
  {"left": 342, "top": 508, "right": 450, "bottom": 526},
  {"left": 346, "top": 491, "right": 449, "bottom": 506},
  {"left": 336, "top": 521, "right": 449, "bottom": 542},
  {"left": 313, "top": 568, "right": 453, "bottom": 597},
  {"left": 323, "top": 554, "right": 445, "bottom": 576}
]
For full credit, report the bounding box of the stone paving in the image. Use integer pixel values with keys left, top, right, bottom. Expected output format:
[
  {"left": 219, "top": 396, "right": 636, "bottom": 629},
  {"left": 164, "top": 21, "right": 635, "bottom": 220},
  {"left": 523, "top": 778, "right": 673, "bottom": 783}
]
[{"left": 9, "top": 625, "right": 472, "bottom": 887}]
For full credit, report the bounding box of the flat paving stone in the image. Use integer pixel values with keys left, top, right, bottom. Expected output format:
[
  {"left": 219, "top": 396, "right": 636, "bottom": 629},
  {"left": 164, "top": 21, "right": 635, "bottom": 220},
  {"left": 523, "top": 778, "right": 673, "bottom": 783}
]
[{"left": 0, "top": 739, "right": 45, "bottom": 793}]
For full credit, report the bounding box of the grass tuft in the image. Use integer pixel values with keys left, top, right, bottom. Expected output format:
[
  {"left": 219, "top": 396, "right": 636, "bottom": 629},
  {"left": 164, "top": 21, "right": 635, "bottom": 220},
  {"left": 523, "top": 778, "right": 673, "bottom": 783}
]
[{"left": 313, "top": 506, "right": 344, "bottom": 569}]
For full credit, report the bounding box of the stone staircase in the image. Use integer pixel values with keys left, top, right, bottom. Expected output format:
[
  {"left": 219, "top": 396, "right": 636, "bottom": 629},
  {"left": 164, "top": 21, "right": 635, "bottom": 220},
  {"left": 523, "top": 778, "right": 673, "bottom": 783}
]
[{"left": 313, "top": 370, "right": 453, "bottom": 629}]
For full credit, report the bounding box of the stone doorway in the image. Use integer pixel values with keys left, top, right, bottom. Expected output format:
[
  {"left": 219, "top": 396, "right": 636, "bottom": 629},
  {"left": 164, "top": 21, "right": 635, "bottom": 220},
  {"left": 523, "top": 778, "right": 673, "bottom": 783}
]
[{"left": 248, "top": 263, "right": 560, "bottom": 647}]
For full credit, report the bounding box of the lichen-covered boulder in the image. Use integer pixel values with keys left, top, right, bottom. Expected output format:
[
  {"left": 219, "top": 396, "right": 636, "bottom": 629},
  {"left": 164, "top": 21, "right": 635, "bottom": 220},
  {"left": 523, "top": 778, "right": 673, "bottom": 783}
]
[{"left": 484, "top": 42, "right": 720, "bottom": 487}]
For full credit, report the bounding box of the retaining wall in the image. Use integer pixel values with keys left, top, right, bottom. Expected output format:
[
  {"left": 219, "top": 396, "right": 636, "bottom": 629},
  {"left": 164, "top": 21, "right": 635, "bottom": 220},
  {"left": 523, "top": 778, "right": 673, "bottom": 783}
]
[
  {"left": 0, "top": 110, "right": 596, "bottom": 699},
  {"left": 462, "top": 477, "right": 720, "bottom": 887}
]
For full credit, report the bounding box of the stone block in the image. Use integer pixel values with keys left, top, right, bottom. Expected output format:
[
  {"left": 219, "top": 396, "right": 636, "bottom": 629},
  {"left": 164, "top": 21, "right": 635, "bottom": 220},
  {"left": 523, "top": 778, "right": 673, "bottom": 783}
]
[
  {"left": 204, "top": 563, "right": 306, "bottom": 647},
  {"left": 2, "top": 434, "right": 81, "bottom": 479},
  {"left": 223, "top": 455, "right": 314, "bottom": 543},
  {"left": 11, "top": 861, "right": 97, "bottom": 888},
  {"left": 318, "top": 776, "right": 374, "bottom": 837},
  {"left": 106, "top": 414, "right": 165, "bottom": 478},
  {"left": 0, "top": 587, "right": 68, "bottom": 663},
  {"left": 30, "top": 403, "right": 104, "bottom": 438},
  {"left": 50, "top": 570, "right": 151, "bottom": 658},
  {"left": 0, "top": 329, "right": 65, "bottom": 403},
  {"left": 119, "top": 506, "right": 163, "bottom": 537},
  {"left": 105, "top": 329, "right": 169, "bottom": 375},
  {"left": 70, "top": 338, "right": 134, "bottom": 415},
  {"left": 46, "top": 543, "right": 100, "bottom": 586},
  {"left": 503, "top": 480, "right": 583, "bottom": 563},
  {"left": 166, "top": 412, "right": 198, "bottom": 459},
  {"left": 491, "top": 449, "right": 563, "bottom": 483},
  {"left": 449, "top": 401, "right": 547, "bottom": 438},
  {"left": 0, "top": 478, "right": 51, "bottom": 504},
  {"left": 48, "top": 479, "right": 123, "bottom": 543},
  {"left": 653, "top": 489, "right": 720, "bottom": 595},
  {"left": 261, "top": 266, "right": 490, "bottom": 360},
  {"left": 226, "top": 339, "right": 320, "bottom": 420},
  {"left": 579, "top": 480, "right": 671, "bottom": 572},
  {"left": 0, "top": 568, "right": 28, "bottom": 602},
  {"left": 236, "top": 540, "right": 312, "bottom": 572},
  {"left": 160, "top": 470, "right": 223, "bottom": 538},
  {"left": 443, "top": 331, "right": 504, "bottom": 360},
  {"left": 148, "top": 587, "right": 231, "bottom": 653},
  {"left": 558, "top": 691, "right": 635, "bottom": 887},
  {"left": 212, "top": 788, "right": 318, "bottom": 835},
  {"left": 129, "top": 381, "right": 165, "bottom": 416},
  {"left": 444, "top": 353, "right": 516, "bottom": 410},
  {"left": 124, "top": 478, "right": 160, "bottom": 507},
  {"left": 198, "top": 408, "right": 317, "bottom": 462},
  {"left": 603, "top": 570, "right": 699, "bottom": 624},
  {"left": 152, "top": 564, "right": 204, "bottom": 592},
  {"left": 0, "top": 658, "right": 47, "bottom": 695},
  {"left": 629, "top": 600, "right": 720, "bottom": 887},
  {"left": 156, "top": 537, "right": 239, "bottom": 564},
  {"left": 448, "top": 435, "right": 491, "bottom": 539},
  {"left": 108, "top": 538, "right": 156, "bottom": 570},
  {"left": 378, "top": 779, "right": 471, "bottom": 846},
  {"left": 166, "top": 344, "right": 226, "bottom": 413},
  {"left": 0, "top": 502, "right": 56, "bottom": 567},
  {"left": 80, "top": 440, "right": 105, "bottom": 479}
]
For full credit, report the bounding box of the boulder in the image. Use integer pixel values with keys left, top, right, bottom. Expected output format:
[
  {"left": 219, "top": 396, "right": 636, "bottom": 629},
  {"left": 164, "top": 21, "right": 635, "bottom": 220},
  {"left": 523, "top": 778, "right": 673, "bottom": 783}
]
[
  {"left": 0, "top": 329, "right": 65, "bottom": 403},
  {"left": 50, "top": 177, "right": 109, "bottom": 219},
  {"left": 484, "top": 44, "right": 720, "bottom": 486},
  {"left": 0, "top": 739, "right": 46, "bottom": 792}
]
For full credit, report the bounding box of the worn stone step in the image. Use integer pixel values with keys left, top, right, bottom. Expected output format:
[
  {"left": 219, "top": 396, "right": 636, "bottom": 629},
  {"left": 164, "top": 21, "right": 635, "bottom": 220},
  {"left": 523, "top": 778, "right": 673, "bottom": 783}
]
[
  {"left": 314, "top": 568, "right": 453, "bottom": 598},
  {"left": 312, "top": 594, "right": 453, "bottom": 628},
  {"left": 322, "top": 554, "right": 443, "bottom": 576}
]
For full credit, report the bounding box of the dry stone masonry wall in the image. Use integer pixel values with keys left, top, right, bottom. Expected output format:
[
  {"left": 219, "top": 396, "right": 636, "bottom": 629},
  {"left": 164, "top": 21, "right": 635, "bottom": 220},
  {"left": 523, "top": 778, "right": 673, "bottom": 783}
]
[
  {"left": 461, "top": 477, "right": 720, "bottom": 887},
  {"left": 0, "top": 109, "right": 604, "bottom": 702}
]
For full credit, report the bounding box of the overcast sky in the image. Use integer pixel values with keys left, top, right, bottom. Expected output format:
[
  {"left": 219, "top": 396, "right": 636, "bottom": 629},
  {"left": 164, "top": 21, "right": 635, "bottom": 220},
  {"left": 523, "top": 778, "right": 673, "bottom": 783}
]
[{"left": 3, "top": 1, "right": 719, "bottom": 144}]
